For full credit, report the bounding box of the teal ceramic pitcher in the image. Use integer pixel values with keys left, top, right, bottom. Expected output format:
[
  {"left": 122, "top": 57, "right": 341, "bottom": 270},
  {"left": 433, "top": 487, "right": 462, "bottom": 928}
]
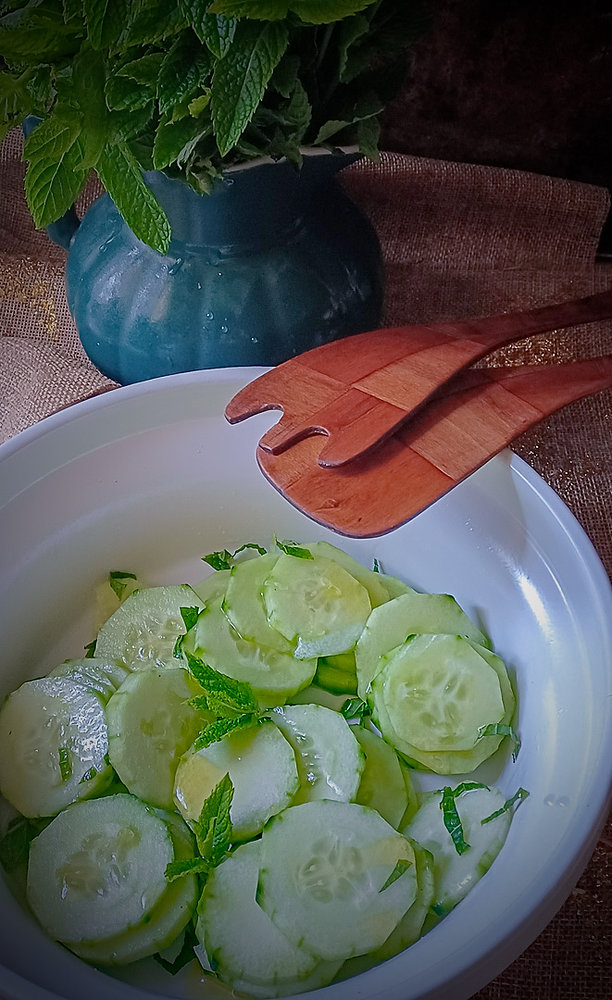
[{"left": 49, "top": 152, "right": 382, "bottom": 385}]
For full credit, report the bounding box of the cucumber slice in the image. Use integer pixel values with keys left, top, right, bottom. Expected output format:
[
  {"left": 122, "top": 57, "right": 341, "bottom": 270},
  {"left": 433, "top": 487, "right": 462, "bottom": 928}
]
[
  {"left": 191, "top": 569, "right": 231, "bottom": 605},
  {"left": 313, "top": 652, "right": 358, "bottom": 696},
  {"left": 223, "top": 553, "right": 292, "bottom": 652},
  {"left": 198, "top": 839, "right": 333, "bottom": 990},
  {"left": 257, "top": 799, "right": 418, "bottom": 962},
  {"left": 95, "top": 584, "right": 205, "bottom": 670},
  {"left": 338, "top": 839, "right": 435, "bottom": 978},
  {"left": 376, "top": 572, "right": 417, "bottom": 599},
  {"left": 26, "top": 793, "right": 174, "bottom": 944},
  {"left": 356, "top": 591, "right": 490, "bottom": 701},
  {"left": 49, "top": 657, "right": 130, "bottom": 700},
  {"left": 0, "top": 675, "right": 112, "bottom": 817},
  {"left": 401, "top": 784, "right": 512, "bottom": 916},
  {"left": 263, "top": 553, "right": 371, "bottom": 658},
  {"left": 371, "top": 640, "right": 515, "bottom": 774},
  {"left": 182, "top": 596, "right": 316, "bottom": 706},
  {"left": 106, "top": 667, "right": 211, "bottom": 808},
  {"left": 378, "top": 634, "right": 505, "bottom": 753},
  {"left": 174, "top": 722, "right": 298, "bottom": 841},
  {"left": 70, "top": 811, "right": 198, "bottom": 965},
  {"left": 301, "top": 541, "right": 391, "bottom": 608},
  {"left": 94, "top": 572, "right": 142, "bottom": 633},
  {"left": 271, "top": 703, "right": 364, "bottom": 804},
  {"left": 353, "top": 725, "right": 408, "bottom": 828}
]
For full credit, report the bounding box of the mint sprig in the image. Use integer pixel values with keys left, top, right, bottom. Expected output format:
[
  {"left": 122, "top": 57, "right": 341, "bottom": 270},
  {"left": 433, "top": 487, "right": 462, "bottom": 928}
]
[
  {"left": 165, "top": 772, "right": 234, "bottom": 881},
  {"left": 184, "top": 650, "right": 266, "bottom": 748}
]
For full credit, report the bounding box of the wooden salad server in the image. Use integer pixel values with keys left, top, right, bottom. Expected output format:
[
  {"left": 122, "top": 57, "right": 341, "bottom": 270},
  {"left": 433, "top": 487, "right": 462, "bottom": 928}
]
[
  {"left": 252, "top": 354, "right": 612, "bottom": 537},
  {"left": 225, "top": 289, "right": 612, "bottom": 467}
]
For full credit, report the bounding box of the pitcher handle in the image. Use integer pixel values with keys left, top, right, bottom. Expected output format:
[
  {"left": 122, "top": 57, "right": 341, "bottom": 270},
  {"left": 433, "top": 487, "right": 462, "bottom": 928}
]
[{"left": 22, "top": 115, "right": 81, "bottom": 251}]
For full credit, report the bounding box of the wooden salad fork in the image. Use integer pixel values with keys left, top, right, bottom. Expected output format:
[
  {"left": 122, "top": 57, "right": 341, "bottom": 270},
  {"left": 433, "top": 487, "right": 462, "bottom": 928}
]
[
  {"left": 251, "top": 354, "right": 612, "bottom": 537},
  {"left": 225, "top": 289, "right": 612, "bottom": 467}
]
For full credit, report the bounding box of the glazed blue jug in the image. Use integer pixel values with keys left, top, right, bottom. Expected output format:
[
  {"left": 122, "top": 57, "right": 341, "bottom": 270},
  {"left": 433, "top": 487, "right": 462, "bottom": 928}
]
[{"left": 49, "top": 153, "right": 382, "bottom": 385}]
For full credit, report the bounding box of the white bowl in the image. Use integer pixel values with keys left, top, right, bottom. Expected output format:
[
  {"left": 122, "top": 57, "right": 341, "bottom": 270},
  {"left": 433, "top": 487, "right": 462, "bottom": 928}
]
[{"left": 0, "top": 368, "right": 611, "bottom": 1000}]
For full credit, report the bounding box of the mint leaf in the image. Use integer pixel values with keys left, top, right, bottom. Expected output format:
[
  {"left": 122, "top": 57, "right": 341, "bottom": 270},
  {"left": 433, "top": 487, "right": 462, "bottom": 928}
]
[
  {"left": 340, "top": 697, "right": 369, "bottom": 721},
  {"left": 211, "top": 18, "right": 288, "bottom": 157},
  {"left": 122, "top": 0, "right": 187, "bottom": 47},
  {"left": 481, "top": 787, "right": 529, "bottom": 825},
  {"left": 274, "top": 538, "right": 313, "bottom": 559},
  {"left": 233, "top": 542, "right": 267, "bottom": 557},
  {"left": 184, "top": 651, "right": 259, "bottom": 715},
  {"left": 0, "top": 5, "right": 83, "bottom": 62},
  {"left": 158, "top": 29, "right": 213, "bottom": 116},
  {"left": 96, "top": 141, "right": 171, "bottom": 254},
  {"left": 108, "top": 570, "right": 137, "bottom": 600},
  {"left": 0, "top": 69, "right": 34, "bottom": 139},
  {"left": 193, "top": 712, "right": 262, "bottom": 749},
  {"left": 179, "top": 1, "right": 236, "bottom": 57},
  {"left": 84, "top": 0, "right": 128, "bottom": 50},
  {"left": 209, "top": 2, "right": 377, "bottom": 24},
  {"left": 117, "top": 53, "right": 164, "bottom": 87},
  {"left": 165, "top": 856, "right": 211, "bottom": 881},
  {"left": 23, "top": 112, "right": 89, "bottom": 228},
  {"left": 194, "top": 772, "right": 234, "bottom": 864},
  {"left": 379, "top": 857, "right": 412, "bottom": 892},
  {"left": 0, "top": 816, "right": 49, "bottom": 872}
]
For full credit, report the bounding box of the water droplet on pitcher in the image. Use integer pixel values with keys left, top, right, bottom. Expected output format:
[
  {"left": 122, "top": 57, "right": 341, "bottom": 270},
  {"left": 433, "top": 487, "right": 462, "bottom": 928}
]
[
  {"left": 167, "top": 258, "right": 184, "bottom": 275},
  {"left": 206, "top": 311, "right": 214, "bottom": 321},
  {"left": 251, "top": 336, "right": 258, "bottom": 344},
  {"left": 220, "top": 324, "right": 228, "bottom": 334}
]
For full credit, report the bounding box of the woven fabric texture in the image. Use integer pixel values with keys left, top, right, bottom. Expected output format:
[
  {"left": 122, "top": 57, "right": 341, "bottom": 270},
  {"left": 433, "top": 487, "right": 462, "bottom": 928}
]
[{"left": 1, "top": 128, "right": 611, "bottom": 999}]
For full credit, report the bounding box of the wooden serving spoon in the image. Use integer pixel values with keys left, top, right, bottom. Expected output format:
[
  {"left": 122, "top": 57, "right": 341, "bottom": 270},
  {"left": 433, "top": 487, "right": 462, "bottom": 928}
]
[
  {"left": 225, "top": 289, "right": 612, "bottom": 467},
  {"left": 253, "top": 354, "right": 612, "bottom": 537}
]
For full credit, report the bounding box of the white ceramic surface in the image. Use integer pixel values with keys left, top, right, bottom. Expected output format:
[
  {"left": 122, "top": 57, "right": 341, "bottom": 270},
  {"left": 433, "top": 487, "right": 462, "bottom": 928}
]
[{"left": 0, "top": 368, "right": 611, "bottom": 1000}]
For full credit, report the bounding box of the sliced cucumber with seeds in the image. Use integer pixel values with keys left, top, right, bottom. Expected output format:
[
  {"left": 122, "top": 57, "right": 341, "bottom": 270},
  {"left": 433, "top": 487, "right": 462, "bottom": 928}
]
[
  {"left": 182, "top": 596, "right": 316, "bottom": 706},
  {"left": 371, "top": 638, "right": 515, "bottom": 774},
  {"left": 313, "top": 652, "right": 358, "bottom": 696},
  {"left": 379, "top": 633, "right": 505, "bottom": 752},
  {"left": 272, "top": 703, "right": 364, "bottom": 805},
  {"left": 223, "top": 553, "right": 292, "bottom": 652},
  {"left": 70, "top": 810, "right": 198, "bottom": 965},
  {"left": 356, "top": 591, "right": 491, "bottom": 701},
  {"left": 353, "top": 724, "right": 408, "bottom": 828},
  {"left": 263, "top": 552, "right": 371, "bottom": 658},
  {"left": 106, "top": 667, "right": 212, "bottom": 809},
  {"left": 49, "top": 657, "right": 130, "bottom": 701},
  {"left": 301, "top": 541, "right": 391, "bottom": 609},
  {"left": 197, "top": 838, "right": 339, "bottom": 990},
  {"left": 257, "top": 799, "right": 418, "bottom": 962},
  {"left": 26, "top": 793, "right": 174, "bottom": 944},
  {"left": 402, "top": 784, "right": 512, "bottom": 918},
  {"left": 174, "top": 722, "right": 298, "bottom": 841},
  {"left": 95, "top": 584, "right": 205, "bottom": 670},
  {"left": 0, "top": 675, "right": 112, "bottom": 817}
]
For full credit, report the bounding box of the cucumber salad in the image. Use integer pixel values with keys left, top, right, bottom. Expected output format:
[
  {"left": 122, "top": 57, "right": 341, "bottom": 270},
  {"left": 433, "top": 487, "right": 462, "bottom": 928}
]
[{"left": 0, "top": 539, "right": 527, "bottom": 998}]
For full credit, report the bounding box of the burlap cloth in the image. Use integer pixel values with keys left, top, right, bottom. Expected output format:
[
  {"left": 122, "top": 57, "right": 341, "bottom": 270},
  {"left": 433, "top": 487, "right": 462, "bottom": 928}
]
[{"left": 1, "top": 129, "right": 611, "bottom": 997}]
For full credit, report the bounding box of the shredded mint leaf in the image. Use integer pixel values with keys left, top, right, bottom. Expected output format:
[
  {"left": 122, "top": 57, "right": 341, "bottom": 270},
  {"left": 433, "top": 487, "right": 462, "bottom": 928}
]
[
  {"left": 84, "top": 639, "right": 96, "bottom": 656},
  {"left": 194, "top": 712, "right": 262, "bottom": 749},
  {"left": 108, "top": 570, "right": 137, "bottom": 600},
  {"left": 58, "top": 746, "right": 72, "bottom": 782},
  {"left": 202, "top": 549, "right": 234, "bottom": 571},
  {"left": 180, "top": 606, "right": 202, "bottom": 633},
  {"left": 372, "top": 558, "right": 380, "bottom": 573},
  {"left": 440, "top": 783, "right": 488, "bottom": 855},
  {"left": 341, "top": 697, "right": 370, "bottom": 721},
  {"left": 274, "top": 537, "right": 314, "bottom": 559},
  {"left": 211, "top": 18, "right": 288, "bottom": 157},
  {"left": 233, "top": 542, "right": 267, "bottom": 557},
  {"left": 478, "top": 722, "right": 521, "bottom": 761},
  {"left": 379, "top": 857, "right": 412, "bottom": 892},
  {"left": 96, "top": 140, "right": 171, "bottom": 254},
  {"left": 79, "top": 766, "right": 98, "bottom": 783},
  {"left": 481, "top": 788, "right": 529, "bottom": 825}
]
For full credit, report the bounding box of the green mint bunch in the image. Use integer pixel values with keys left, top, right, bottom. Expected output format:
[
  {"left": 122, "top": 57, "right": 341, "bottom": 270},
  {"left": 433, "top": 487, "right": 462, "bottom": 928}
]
[{"left": 0, "top": 0, "right": 429, "bottom": 252}]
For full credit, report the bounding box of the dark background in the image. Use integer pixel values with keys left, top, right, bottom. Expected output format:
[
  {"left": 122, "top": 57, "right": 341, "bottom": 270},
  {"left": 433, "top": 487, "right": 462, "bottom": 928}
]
[{"left": 380, "top": 0, "right": 612, "bottom": 252}]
